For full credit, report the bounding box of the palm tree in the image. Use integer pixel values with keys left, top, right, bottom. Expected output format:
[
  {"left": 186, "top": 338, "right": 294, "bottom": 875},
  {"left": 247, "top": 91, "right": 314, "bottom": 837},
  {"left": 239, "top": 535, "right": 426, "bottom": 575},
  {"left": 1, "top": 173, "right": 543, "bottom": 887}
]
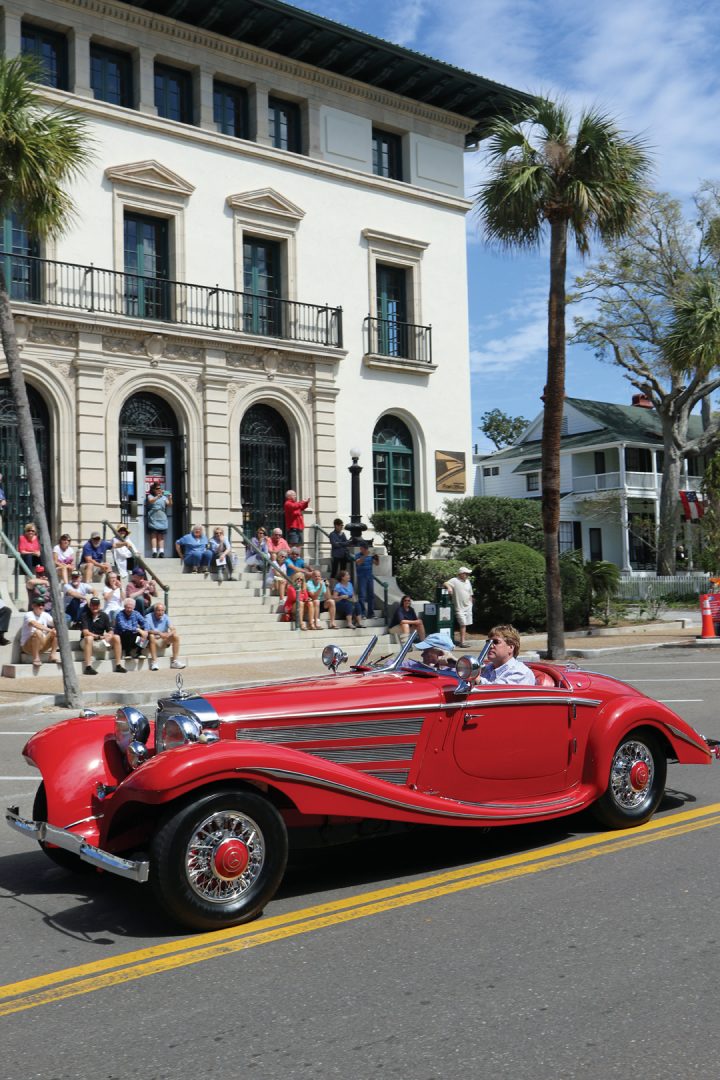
[
  {"left": 0, "top": 55, "right": 91, "bottom": 705},
  {"left": 476, "top": 98, "right": 651, "bottom": 658}
]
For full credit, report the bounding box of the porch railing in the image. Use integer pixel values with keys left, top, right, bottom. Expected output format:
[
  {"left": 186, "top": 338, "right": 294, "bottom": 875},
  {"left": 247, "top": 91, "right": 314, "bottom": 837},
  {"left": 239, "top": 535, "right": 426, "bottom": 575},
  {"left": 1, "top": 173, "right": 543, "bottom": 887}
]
[
  {"left": 364, "top": 315, "right": 432, "bottom": 363},
  {"left": 2, "top": 251, "right": 343, "bottom": 348}
]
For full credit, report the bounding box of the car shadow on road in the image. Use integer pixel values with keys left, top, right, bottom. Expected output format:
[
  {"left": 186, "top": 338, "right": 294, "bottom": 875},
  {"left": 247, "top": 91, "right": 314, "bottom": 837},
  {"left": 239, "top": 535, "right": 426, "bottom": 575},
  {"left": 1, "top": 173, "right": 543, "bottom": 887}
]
[
  {"left": 279, "top": 787, "right": 699, "bottom": 901},
  {"left": 0, "top": 787, "right": 699, "bottom": 943},
  {"left": 0, "top": 850, "right": 174, "bottom": 943}
]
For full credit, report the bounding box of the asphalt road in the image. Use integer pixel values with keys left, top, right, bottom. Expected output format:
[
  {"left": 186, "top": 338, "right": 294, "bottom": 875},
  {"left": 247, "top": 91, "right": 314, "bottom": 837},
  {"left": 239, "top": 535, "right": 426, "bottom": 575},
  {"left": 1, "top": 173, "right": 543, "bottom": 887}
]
[{"left": 1, "top": 648, "right": 720, "bottom": 1080}]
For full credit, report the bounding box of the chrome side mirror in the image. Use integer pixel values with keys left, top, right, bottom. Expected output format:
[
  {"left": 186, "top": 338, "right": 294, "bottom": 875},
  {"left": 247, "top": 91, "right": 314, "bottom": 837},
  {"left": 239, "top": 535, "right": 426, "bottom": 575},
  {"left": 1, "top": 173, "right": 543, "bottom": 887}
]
[
  {"left": 453, "top": 655, "right": 480, "bottom": 695},
  {"left": 322, "top": 644, "right": 348, "bottom": 674}
]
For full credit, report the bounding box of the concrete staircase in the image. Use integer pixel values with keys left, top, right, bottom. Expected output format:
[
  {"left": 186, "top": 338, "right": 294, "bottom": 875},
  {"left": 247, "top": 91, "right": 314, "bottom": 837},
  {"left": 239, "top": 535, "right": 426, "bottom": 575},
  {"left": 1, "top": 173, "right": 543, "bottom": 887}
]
[{"left": 1, "top": 555, "right": 391, "bottom": 678}]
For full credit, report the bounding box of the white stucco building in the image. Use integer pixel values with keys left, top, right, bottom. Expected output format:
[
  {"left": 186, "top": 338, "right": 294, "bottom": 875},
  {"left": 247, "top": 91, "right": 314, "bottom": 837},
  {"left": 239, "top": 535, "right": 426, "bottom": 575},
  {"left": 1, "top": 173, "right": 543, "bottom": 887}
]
[{"left": 0, "top": 0, "right": 526, "bottom": 554}]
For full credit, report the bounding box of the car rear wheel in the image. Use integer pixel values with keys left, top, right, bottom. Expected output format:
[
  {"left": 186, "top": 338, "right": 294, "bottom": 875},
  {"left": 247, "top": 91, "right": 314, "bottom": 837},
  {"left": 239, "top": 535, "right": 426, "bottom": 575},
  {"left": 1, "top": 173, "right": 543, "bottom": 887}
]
[
  {"left": 591, "top": 731, "right": 667, "bottom": 829},
  {"left": 33, "top": 782, "right": 91, "bottom": 873},
  {"left": 150, "top": 789, "right": 288, "bottom": 931}
]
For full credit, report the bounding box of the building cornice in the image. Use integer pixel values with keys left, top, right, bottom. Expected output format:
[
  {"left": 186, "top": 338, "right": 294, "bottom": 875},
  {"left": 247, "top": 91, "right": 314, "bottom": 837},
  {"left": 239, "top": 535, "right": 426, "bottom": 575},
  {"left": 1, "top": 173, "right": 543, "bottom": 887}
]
[
  {"left": 37, "top": 85, "right": 472, "bottom": 214},
  {"left": 55, "top": 0, "right": 475, "bottom": 137}
]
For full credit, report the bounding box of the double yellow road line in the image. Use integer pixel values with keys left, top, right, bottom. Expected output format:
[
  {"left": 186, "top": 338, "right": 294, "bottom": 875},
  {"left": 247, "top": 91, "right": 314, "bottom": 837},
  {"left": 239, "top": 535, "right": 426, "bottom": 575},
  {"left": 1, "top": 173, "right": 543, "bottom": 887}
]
[{"left": 3, "top": 801, "right": 720, "bottom": 1017}]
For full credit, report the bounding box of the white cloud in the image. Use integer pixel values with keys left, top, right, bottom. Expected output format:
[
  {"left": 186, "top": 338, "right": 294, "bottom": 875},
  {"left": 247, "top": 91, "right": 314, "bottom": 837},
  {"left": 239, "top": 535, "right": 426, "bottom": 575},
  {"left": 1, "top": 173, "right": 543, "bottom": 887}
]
[{"left": 385, "top": 0, "right": 428, "bottom": 47}]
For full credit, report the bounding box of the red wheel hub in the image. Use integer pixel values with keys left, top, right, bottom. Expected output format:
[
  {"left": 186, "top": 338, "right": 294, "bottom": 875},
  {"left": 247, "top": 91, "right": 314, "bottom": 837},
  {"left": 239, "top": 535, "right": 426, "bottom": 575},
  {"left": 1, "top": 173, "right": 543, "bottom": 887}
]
[
  {"left": 629, "top": 760, "right": 650, "bottom": 791},
  {"left": 211, "top": 838, "right": 249, "bottom": 880}
]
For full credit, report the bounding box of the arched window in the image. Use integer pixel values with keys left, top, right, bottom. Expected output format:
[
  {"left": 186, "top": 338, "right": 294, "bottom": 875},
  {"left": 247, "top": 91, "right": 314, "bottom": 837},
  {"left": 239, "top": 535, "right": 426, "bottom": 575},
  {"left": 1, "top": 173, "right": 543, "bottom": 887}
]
[
  {"left": 373, "top": 415, "right": 415, "bottom": 510},
  {"left": 240, "top": 404, "right": 291, "bottom": 532},
  {"left": 0, "top": 380, "right": 51, "bottom": 542},
  {"left": 119, "top": 392, "right": 182, "bottom": 551}
]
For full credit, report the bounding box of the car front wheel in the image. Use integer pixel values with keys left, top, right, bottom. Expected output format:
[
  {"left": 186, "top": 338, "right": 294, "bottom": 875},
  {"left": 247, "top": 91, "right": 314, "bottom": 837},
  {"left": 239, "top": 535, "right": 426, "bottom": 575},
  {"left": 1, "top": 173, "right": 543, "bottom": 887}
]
[
  {"left": 592, "top": 731, "right": 667, "bottom": 829},
  {"left": 150, "top": 789, "right": 288, "bottom": 931}
]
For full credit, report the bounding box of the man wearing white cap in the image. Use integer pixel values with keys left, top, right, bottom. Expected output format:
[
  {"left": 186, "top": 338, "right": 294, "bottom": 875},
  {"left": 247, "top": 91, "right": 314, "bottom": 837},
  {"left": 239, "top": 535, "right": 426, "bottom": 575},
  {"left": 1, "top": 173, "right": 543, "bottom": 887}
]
[
  {"left": 408, "top": 631, "right": 457, "bottom": 671},
  {"left": 443, "top": 567, "right": 474, "bottom": 647}
]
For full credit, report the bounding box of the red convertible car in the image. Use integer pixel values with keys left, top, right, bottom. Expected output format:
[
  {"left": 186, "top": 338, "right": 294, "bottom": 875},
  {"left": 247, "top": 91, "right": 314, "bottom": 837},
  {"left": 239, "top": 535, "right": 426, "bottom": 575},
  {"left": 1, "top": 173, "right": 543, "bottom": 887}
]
[{"left": 6, "top": 635, "right": 715, "bottom": 931}]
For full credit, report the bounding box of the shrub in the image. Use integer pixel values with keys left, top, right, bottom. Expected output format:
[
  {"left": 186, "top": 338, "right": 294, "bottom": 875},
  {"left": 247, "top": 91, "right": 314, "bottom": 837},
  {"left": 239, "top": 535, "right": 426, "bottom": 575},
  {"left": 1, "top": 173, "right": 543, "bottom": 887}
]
[
  {"left": 396, "top": 558, "right": 463, "bottom": 601},
  {"left": 441, "top": 496, "right": 543, "bottom": 552},
  {"left": 471, "top": 541, "right": 546, "bottom": 631},
  {"left": 370, "top": 511, "right": 440, "bottom": 572},
  {"left": 454, "top": 544, "right": 488, "bottom": 568},
  {"left": 560, "top": 550, "right": 592, "bottom": 629}
]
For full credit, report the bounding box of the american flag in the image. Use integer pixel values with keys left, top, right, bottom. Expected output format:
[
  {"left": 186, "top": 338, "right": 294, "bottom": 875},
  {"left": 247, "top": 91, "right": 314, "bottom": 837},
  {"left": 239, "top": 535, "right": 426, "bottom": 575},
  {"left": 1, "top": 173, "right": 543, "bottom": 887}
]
[{"left": 680, "top": 490, "right": 704, "bottom": 521}]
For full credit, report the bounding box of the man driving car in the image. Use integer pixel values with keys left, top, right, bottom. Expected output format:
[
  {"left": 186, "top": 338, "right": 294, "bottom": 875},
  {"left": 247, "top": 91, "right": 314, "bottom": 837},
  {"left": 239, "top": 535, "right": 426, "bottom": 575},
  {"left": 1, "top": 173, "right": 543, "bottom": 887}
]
[{"left": 479, "top": 625, "right": 535, "bottom": 685}]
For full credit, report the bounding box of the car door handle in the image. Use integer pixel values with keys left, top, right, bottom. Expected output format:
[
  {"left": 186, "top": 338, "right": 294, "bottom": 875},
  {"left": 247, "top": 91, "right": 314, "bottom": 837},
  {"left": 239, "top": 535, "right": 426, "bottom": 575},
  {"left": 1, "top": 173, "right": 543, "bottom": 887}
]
[{"left": 462, "top": 714, "right": 478, "bottom": 730}]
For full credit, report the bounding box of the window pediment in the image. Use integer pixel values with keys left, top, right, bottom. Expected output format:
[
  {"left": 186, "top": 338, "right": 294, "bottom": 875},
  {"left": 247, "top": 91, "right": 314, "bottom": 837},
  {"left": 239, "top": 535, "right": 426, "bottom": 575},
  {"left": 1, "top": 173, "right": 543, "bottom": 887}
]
[
  {"left": 226, "top": 189, "right": 305, "bottom": 223},
  {"left": 105, "top": 161, "right": 195, "bottom": 197}
]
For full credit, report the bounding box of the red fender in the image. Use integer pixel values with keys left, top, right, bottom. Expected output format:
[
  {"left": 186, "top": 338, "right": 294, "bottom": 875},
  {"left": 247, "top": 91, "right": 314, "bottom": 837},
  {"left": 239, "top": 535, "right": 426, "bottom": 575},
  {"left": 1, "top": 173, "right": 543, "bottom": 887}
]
[{"left": 583, "top": 696, "right": 711, "bottom": 788}]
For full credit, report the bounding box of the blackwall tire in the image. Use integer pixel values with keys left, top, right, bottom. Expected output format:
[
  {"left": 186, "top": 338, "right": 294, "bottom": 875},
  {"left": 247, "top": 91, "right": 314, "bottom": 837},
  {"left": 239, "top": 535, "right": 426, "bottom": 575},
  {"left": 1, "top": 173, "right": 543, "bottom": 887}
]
[
  {"left": 33, "top": 782, "right": 92, "bottom": 873},
  {"left": 150, "top": 788, "right": 288, "bottom": 931},
  {"left": 591, "top": 731, "right": 667, "bottom": 829}
]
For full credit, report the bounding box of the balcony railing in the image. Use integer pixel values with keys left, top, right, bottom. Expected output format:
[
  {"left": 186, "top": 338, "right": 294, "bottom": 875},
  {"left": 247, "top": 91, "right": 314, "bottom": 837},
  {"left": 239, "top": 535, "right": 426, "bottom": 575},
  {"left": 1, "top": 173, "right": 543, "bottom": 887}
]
[
  {"left": 574, "top": 471, "right": 703, "bottom": 494},
  {"left": 364, "top": 315, "right": 432, "bottom": 364},
  {"left": 0, "top": 251, "right": 343, "bottom": 348},
  {"left": 574, "top": 472, "right": 621, "bottom": 492}
]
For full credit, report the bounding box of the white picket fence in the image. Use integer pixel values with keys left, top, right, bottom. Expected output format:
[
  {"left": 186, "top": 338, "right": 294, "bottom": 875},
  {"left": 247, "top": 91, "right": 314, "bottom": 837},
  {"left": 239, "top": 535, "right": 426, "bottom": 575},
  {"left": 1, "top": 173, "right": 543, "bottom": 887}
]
[{"left": 617, "top": 573, "right": 711, "bottom": 600}]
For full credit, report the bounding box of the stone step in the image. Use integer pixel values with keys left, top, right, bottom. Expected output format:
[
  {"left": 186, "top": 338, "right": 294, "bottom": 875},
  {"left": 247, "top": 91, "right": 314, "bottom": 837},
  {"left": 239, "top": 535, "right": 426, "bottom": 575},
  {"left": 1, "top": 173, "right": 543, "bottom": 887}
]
[{"left": 2, "top": 629, "right": 390, "bottom": 677}]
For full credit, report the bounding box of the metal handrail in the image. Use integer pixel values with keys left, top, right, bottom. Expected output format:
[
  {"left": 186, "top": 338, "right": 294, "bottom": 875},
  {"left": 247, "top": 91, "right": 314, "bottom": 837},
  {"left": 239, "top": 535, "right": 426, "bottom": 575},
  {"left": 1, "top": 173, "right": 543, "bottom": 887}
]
[
  {"left": 311, "top": 523, "right": 388, "bottom": 622},
  {"left": 0, "top": 528, "right": 33, "bottom": 604},
  {"left": 101, "top": 520, "right": 170, "bottom": 614},
  {"left": 3, "top": 250, "right": 343, "bottom": 349},
  {"left": 228, "top": 523, "right": 302, "bottom": 628},
  {"left": 311, "top": 522, "right": 335, "bottom": 566}
]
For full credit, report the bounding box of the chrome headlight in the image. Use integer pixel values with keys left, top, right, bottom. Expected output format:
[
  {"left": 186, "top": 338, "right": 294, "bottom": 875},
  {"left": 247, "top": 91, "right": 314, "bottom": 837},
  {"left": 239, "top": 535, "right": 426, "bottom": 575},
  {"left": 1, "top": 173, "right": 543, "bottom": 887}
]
[
  {"left": 156, "top": 713, "right": 202, "bottom": 753},
  {"left": 115, "top": 707, "right": 151, "bottom": 754}
]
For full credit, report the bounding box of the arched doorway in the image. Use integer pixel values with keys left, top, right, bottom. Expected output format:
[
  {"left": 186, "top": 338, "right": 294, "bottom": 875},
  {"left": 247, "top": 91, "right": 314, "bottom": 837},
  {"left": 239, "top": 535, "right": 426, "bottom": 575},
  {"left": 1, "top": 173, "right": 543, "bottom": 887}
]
[
  {"left": 240, "top": 404, "right": 290, "bottom": 533},
  {"left": 0, "top": 381, "right": 51, "bottom": 545},
  {"left": 119, "top": 392, "right": 183, "bottom": 555},
  {"left": 373, "top": 415, "right": 415, "bottom": 510}
]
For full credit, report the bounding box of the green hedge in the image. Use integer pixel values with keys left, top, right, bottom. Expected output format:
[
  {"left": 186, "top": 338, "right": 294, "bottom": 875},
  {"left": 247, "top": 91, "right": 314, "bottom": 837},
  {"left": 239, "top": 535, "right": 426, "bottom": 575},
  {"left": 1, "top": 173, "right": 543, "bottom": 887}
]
[
  {"left": 471, "top": 541, "right": 546, "bottom": 631},
  {"left": 441, "top": 496, "right": 544, "bottom": 552},
  {"left": 370, "top": 510, "right": 440, "bottom": 572},
  {"left": 396, "top": 558, "right": 464, "bottom": 601},
  {"left": 560, "top": 550, "right": 592, "bottom": 629}
]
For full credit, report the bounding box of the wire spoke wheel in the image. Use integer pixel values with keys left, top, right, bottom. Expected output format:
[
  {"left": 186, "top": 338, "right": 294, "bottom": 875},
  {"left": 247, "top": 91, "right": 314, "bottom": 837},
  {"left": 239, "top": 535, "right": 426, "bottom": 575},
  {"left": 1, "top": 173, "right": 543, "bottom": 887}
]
[
  {"left": 185, "top": 810, "right": 265, "bottom": 903},
  {"left": 609, "top": 740, "right": 654, "bottom": 810},
  {"left": 151, "top": 789, "right": 288, "bottom": 930},
  {"left": 592, "top": 731, "right": 666, "bottom": 829}
]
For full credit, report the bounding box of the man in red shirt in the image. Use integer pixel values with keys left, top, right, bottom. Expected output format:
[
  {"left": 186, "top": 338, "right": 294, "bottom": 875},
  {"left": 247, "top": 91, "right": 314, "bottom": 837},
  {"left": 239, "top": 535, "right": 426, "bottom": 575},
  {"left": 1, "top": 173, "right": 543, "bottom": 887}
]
[{"left": 283, "top": 489, "right": 311, "bottom": 548}]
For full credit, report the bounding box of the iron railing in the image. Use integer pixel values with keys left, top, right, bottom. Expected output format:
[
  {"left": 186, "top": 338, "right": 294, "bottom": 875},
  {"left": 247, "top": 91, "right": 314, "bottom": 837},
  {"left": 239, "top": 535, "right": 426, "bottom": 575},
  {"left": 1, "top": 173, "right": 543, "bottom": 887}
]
[
  {"left": 364, "top": 315, "right": 432, "bottom": 363},
  {"left": 2, "top": 251, "right": 343, "bottom": 348},
  {"left": 310, "top": 522, "right": 389, "bottom": 622},
  {"left": 0, "top": 528, "right": 33, "bottom": 605},
  {"left": 101, "top": 521, "right": 170, "bottom": 613}
]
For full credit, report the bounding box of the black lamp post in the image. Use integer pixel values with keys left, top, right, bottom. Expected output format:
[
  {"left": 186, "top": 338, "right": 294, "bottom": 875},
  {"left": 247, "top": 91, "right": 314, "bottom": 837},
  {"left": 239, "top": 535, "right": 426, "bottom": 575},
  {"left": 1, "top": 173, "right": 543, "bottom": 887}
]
[{"left": 347, "top": 448, "right": 367, "bottom": 546}]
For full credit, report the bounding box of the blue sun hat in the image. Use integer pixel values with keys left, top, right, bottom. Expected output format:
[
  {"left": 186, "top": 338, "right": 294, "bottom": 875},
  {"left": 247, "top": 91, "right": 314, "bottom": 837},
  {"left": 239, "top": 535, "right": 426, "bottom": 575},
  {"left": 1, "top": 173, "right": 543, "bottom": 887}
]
[{"left": 414, "top": 631, "right": 455, "bottom": 653}]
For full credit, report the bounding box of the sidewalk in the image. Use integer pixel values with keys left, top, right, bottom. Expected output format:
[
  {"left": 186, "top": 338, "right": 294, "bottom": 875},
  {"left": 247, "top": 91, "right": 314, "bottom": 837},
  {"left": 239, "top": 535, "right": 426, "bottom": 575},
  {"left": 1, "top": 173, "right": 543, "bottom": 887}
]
[{"left": 0, "top": 619, "right": 704, "bottom": 719}]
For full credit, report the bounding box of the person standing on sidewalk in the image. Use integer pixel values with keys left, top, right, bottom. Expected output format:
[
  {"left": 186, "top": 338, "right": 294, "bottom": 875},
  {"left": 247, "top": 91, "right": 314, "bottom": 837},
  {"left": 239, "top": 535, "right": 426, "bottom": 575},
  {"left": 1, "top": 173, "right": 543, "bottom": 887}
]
[{"left": 444, "top": 567, "right": 474, "bottom": 648}]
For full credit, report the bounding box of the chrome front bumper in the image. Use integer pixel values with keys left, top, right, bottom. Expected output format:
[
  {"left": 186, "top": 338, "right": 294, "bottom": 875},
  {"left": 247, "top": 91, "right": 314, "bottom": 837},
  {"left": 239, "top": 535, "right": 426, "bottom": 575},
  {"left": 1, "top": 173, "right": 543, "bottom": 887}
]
[{"left": 6, "top": 806, "right": 150, "bottom": 883}]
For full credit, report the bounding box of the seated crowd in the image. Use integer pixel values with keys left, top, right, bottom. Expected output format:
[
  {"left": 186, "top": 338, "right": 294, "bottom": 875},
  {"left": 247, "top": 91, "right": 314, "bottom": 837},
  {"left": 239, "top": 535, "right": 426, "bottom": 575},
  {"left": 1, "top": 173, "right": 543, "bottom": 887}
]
[{"left": 16, "top": 522, "right": 187, "bottom": 673}]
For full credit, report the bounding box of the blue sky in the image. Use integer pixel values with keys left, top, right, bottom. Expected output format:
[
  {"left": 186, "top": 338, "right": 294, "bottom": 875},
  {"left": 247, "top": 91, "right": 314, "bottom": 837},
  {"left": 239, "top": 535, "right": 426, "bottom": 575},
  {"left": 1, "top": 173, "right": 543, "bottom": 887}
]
[{"left": 292, "top": 0, "right": 720, "bottom": 450}]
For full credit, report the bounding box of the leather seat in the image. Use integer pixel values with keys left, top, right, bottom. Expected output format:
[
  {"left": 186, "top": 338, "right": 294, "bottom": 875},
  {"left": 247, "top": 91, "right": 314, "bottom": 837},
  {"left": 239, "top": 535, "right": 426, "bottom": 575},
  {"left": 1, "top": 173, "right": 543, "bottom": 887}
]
[{"left": 534, "top": 671, "right": 556, "bottom": 688}]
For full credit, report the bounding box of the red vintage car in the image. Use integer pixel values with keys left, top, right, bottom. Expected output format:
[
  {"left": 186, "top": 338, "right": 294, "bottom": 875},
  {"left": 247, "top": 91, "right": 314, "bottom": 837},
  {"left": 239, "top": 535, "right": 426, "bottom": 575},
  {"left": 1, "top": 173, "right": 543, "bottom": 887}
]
[{"left": 6, "top": 636, "right": 715, "bottom": 931}]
